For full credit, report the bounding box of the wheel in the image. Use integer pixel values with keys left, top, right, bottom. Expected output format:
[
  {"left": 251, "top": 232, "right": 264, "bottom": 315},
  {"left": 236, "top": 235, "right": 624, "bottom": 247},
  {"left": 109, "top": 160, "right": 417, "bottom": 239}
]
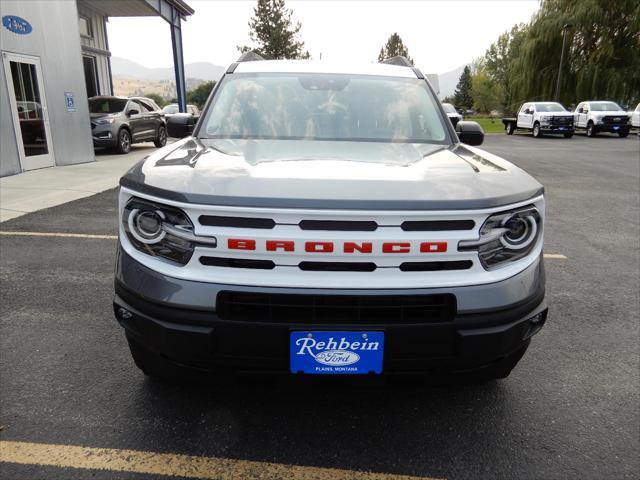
[
  {"left": 532, "top": 122, "right": 542, "bottom": 138},
  {"left": 505, "top": 122, "right": 514, "bottom": 135},
  {"left": 154, "top": 125, "right": 167, "bottom": 147},
  {"left": 618, "top": 130, "right": 629, "bottom": 138},
  {"left": 586, "top": 121, "right": 596, "bottom": 137},
  {"left": 116, "top": 128, "right": 132, "bottom": 154},
  {"left": 563, "top": 132, "right": 574, "bottom": 138}
]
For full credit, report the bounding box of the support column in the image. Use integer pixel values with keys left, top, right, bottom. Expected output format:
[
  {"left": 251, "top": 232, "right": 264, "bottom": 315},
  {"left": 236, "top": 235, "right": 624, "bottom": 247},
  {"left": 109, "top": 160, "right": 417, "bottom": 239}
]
[{"left": 170, "top": 18, "right": 187, "bottom": 113}]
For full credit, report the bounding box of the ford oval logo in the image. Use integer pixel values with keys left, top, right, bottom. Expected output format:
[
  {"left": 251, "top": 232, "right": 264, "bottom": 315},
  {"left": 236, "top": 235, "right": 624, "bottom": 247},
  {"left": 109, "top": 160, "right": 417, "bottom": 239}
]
[
  {"left": 2, "top": 15, "right": 32, "bottom": 35},
  {"left": 315, "top": 350, "right": 360, "bottom": 366}
]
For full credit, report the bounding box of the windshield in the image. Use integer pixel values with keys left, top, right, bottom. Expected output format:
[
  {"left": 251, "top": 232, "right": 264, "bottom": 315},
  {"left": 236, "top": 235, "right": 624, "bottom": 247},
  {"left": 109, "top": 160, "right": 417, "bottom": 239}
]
[
  {"left": 442, "top": 103, "right": 457, "bottom": 114},
  {"left": 590, "top": 102, "right": 622, "bottom": 111},
  {"left": 163, "top": 104, "right": 179, "bottom": 114},
  {"left": 89, "top": 98, "right": 127, "bottom": 114},
  {"left": 535, "top": 103, "right": 566, "bottom": 112},
  {"left": 199, "top": 73, "right": 449, "bottom": 144}
]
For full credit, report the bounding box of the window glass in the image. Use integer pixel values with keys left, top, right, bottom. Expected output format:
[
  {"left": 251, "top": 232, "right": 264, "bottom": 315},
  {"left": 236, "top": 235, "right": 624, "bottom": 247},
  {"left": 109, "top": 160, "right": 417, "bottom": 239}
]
[
  {"left": 88, "top": 97, "right": 127, "bottom": 114},
  {"left": 590, "top": 102, "right": 622, "bottom": 111},
  {"left": 201, "top": 73, "right": 448, "bottom": 144},
  {"left": 442, "top": 103, "right": 456, "bottom": 113},
  {"left": 138, "top": 100, "right": 155, "bottom": 112},
  {"left": 163, "top": 104, "right": 179, "bottom": 114},
  {"left": 79, "top": 16, "right": 92, "bottom": 38},
  {"left": 534, "top": 103, "right": 566, "bottom": 112}
]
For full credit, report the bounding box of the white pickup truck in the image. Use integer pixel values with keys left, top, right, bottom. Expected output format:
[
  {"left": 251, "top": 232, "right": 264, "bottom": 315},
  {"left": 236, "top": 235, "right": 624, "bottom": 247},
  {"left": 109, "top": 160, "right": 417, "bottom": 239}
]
[
  {"left": 502, "top": 102, "right": 574, "bottom": 138},
  {"left": 574, "top": 101, "right": 632, "bottom": 138}
]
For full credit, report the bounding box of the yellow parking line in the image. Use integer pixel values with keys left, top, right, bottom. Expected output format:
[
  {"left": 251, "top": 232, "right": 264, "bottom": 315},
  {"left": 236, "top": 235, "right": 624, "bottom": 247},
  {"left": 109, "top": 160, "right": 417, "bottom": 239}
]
[
  {"left": 0, "top": 231, "right": 117, "bottom": 240},
  {"left": 0, "top": 440, "right": 440, "bottom": 480},
  {"left": 543, "top": 253, "right": 568, "bottom": 259}
]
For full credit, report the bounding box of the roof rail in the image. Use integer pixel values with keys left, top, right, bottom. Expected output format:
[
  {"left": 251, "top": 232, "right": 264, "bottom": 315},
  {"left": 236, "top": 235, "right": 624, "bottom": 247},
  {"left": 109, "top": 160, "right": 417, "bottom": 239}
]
[
  {"left": 237, "top": 51, "right": 266, "bottom": 62},
  {"left": 381, "top": 56, "right": 413, "bottom": 67}
]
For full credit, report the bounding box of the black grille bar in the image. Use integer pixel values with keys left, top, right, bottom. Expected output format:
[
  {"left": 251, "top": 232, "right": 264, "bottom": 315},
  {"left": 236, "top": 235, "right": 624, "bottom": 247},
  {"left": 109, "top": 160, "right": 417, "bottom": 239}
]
[
  {"left": 401, "top": 220, "right": 475, "bottom": 231},
  {"left": 200, "top": 256, "right": 275, "bottom": 269},
  {"left": 199, "top": 215, "right": 275, "bottom": 229},
  {"left": 216, "top": 292, "right": 456, "bottom": 324},
  {"left": 399, "top": 260, "right": 472, "bottom": 271},
  {"left": 299, "top": 220, "right": 378, "bottom": 231},
  {"left": 299, "top": 261, "right": 377, "bottom": 272}
]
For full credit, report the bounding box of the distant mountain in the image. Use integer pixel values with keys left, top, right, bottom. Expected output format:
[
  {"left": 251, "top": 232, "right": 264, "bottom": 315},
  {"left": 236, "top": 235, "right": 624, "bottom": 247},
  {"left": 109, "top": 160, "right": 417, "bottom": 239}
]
[
  {"left": 438, "top": 65, "right": 467, "bottom": 100},
  {"left": 111, "top": 57, "right": 225, "bottom": 82}
]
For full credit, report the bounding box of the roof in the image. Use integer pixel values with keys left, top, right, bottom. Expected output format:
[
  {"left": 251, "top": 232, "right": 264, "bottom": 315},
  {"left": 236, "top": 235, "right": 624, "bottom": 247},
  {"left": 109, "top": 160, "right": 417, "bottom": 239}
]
[{"left": 233, "top": 60, "right": 419, "bottom": 78}]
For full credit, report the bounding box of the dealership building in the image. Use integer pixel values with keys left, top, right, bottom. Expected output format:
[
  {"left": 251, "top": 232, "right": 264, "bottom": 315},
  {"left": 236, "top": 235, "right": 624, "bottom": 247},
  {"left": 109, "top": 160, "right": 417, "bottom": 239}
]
[{"left": 0, "top": 0, "right": 193, "bottom": 177}]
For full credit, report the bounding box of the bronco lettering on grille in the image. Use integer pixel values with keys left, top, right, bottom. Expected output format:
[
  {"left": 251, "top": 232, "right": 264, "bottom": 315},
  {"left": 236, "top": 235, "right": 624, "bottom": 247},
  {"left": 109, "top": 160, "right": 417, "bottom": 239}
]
[{"left": 227, "top": 239, "right": 448, "bottom": 253}]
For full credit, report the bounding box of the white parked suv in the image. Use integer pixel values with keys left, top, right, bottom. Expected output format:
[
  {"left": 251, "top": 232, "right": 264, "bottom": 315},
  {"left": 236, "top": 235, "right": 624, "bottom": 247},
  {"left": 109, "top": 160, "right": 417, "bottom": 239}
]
[
  {"left": 502, "top": 102, "right": 574, "bottom": 138},
  {"left": 574, "top": 101, "right": 631, "bottom": 137},
  {"left": 114, "top": 54, "right": 547, "bottom": 382},
  {"left": 631, "top": 103, "right": 640, "bottom": 131}
]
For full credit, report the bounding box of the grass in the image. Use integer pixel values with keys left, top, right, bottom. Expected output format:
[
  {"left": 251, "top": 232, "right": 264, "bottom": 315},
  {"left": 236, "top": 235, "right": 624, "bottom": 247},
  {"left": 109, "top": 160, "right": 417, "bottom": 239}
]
[{"left": 466, "top": 116, "right": 505, "bottom": 134}]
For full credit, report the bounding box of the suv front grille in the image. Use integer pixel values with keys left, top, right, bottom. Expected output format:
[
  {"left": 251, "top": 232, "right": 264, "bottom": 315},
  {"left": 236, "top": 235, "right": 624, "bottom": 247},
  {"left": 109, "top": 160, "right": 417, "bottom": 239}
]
[
  {"left": 602, "top": 116, "right": 628, "bottom": 125},
  {"left": 216, "top": 291, "right": 456, "bottom": 324}
]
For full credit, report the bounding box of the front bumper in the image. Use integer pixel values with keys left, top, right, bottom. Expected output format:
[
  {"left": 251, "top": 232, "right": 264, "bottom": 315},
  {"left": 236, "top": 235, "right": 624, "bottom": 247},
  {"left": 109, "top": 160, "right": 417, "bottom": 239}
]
[
  {"left": 114, "top": 248, "right": 547, "bottom": 374},
  {"left": 594, "top": 124, "right": 630, "bottom": 134},
  {"left": 92, "top": 125, "right": 118, "bottom": 148},
  {"left": 540, "top": 124, "right": 574, "bottom": 134}
]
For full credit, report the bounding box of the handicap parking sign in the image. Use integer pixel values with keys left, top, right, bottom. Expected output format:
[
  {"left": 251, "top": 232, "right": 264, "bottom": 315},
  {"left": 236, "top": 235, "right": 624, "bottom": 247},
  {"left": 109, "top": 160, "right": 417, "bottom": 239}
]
[{"left": 65, "top": 92, "right": 75, "bottom": 112}]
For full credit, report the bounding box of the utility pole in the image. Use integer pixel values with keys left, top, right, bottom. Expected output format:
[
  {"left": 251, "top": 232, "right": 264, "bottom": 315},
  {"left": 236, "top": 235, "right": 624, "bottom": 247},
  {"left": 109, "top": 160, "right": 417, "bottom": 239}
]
[{"left": 555, "top": 23, "right": 572, "bottom": 102}]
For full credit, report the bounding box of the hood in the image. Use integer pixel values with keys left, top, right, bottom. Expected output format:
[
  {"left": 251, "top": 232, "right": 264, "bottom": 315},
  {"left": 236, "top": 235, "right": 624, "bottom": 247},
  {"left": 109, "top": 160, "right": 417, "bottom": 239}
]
[
  {"left": 588, "top": 111, "right": 630, "bottom": 116},
  {"left": 120, "top": 137, "right": 543, "bottom": 209}
]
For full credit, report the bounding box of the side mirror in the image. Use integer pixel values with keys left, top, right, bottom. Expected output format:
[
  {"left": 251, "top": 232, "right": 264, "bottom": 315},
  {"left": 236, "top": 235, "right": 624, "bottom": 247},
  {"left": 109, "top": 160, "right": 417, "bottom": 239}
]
[
  {"left": 166, "top": 113, "right": 195, "bottom": 138},
  {"left": 127, "top": 108, "right": 139, "bottom": 116},
  {"left": 456, "top": 121, "right": 484, "bottom": 146}
]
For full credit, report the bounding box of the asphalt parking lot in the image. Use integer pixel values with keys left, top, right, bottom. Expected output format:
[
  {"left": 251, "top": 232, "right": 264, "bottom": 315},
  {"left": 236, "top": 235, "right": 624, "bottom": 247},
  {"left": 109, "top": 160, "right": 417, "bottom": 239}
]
[{"left": 0, "top": 134, "right": 638, "bottom": 479}]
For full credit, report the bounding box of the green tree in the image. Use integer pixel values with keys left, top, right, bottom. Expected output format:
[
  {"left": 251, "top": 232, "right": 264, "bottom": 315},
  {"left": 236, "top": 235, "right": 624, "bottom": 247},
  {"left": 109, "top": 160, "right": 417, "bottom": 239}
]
[
  {"left": 471, "top": 64, "right": 504, "bottom": 114},
  {"left": 453, "top": 66, "right": 473, "bottom": 110},
  {"left": 481, "top": 0, "right": 640, "bottom": 110},
  {"left": 238, "top": 0, "right": 310, "bottom": 59},
  {"left": 377, "top": 33, "right": 413, "bottom": 64},
  {"left": 186, "top": 81, "right": 216, "bottom": 109},
  {"left": 146, "top": 93, "right": 167, "bottom": 108}
]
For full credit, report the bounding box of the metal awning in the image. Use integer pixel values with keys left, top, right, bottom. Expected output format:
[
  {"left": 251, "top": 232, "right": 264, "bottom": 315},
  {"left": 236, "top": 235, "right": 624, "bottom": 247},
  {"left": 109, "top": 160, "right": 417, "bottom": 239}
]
[{"left": 80, "top": 0, "right": 194, "bottom": 112}]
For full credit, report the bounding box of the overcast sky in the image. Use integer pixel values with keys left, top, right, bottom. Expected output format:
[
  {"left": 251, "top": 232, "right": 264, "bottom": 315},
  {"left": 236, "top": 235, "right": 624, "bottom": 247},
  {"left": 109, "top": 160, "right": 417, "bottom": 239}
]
[{"left": 106, "top": 0, "right": 539, "bottom": 75}]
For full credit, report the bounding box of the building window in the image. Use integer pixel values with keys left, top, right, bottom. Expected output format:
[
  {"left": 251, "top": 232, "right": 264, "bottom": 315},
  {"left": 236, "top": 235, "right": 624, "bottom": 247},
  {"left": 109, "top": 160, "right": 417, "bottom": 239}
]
[
  {"left": 79, "top": 15, "right": 92, "bottom": 38},
  {"left": 83, "top": 56, "right": 99, "bottom": 98}
]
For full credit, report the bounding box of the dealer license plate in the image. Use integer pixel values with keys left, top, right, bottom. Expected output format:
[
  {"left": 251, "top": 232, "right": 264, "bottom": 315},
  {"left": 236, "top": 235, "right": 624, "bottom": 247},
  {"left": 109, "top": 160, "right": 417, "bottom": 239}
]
[{"left": 290, "top": 331, "right": 384, "bottom": 374}]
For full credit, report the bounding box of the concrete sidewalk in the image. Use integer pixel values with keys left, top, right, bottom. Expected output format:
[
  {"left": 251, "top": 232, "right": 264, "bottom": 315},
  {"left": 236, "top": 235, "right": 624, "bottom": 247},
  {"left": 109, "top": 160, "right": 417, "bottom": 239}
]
[{"left": 0, "top": 143, "right": 161, "bottom": 222}]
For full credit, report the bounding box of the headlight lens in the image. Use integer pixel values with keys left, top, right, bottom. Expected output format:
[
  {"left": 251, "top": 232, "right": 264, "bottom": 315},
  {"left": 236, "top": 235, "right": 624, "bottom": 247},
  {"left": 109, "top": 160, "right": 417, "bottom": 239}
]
[
  {"left": 540, "top": 115, "right": 552, "bottom": 121},
  {"left": 122, "top": 197, "right": 216, "bottom": 265},
  {"left": 95, "top": 117, "right": 116, "bottom": 125},
  {"left": 459, "top": 206, "right": 541, "bottom": 269}
]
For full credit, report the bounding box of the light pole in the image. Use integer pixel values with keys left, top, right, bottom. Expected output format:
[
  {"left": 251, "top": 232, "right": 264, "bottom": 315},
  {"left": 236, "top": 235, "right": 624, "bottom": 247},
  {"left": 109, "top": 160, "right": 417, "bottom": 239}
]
[{"left": 555, "top": 23, "right": 572, "bottom": 102}]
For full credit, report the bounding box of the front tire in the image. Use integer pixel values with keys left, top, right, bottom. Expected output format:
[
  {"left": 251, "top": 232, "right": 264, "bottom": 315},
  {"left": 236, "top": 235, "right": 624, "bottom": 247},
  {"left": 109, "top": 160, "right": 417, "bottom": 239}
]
[
  {"left": 505, "top": 122, "right": 515, "bottom": 135},
  {"left": 563, "top": 132, "right": 574, "bottom": 138},
  {"left": 532, "top": 122, "right": 542, "bottom": 138},
  {"left": 126, "top": 334, "right": 185, "bottom": 381},
  {"left": 618, "top": 130, "right": 629, "bottom": 138},
  {"left": 586, "top": 121, "right": 597, "bottom": 137},
  {"left": 116, "top": 128, "right": 132, "bottom": 154},
  {"left": 154, "top": 125, "right": 167, "bottom": 148}
]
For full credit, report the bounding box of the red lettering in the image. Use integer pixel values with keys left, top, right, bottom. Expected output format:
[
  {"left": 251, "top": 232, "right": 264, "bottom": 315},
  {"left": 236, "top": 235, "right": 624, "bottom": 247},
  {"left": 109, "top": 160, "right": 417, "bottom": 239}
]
[
  {"left": 266, "top": 240, "right": 295, "bottom": 252},
  {"left": 420, "top": 242, "right": 447, "bottom": 253},
  {"left": 344, "top": 242, "right": 373, "bottom": 254},
  {"left": 382, "top": 242, "right": 411, "bottom": 253},
  {"left": 228, "top": 238, "right": 256, "bottom": 250},
  {"left": 305, "top": 241, "right": 334, "bottom": 253}
]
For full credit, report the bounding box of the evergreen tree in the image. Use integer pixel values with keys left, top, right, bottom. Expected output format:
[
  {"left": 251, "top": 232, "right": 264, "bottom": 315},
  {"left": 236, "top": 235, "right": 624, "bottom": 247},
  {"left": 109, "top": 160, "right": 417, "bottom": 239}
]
[
  {"left": 238, "top": 0, "right": 310, "bottom": 59},
  {"left": 377, "top": 33, "right": 413, "bottom": 64},
  {"left": 186, "top": 81, "right": 216, "bottom": 109},
  {"left": 454, "top": 66, "right": 473, "bottom": 110}
]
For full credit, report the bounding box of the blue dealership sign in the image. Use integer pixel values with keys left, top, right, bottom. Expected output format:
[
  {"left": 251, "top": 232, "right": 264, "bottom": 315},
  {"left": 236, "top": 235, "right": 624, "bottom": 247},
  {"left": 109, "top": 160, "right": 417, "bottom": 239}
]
[
  {"left": 2, "top": 15, "right": 32, "bottom": 35},
  {"left": 290, "top": 331, "right": 384, "bottom": 374}
]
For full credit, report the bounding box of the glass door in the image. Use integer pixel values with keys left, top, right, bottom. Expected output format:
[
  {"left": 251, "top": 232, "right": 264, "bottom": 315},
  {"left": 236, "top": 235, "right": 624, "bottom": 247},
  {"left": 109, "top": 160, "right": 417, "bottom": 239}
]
[{"left": 2, "top": 52, "right": 55, "bottom": 171}]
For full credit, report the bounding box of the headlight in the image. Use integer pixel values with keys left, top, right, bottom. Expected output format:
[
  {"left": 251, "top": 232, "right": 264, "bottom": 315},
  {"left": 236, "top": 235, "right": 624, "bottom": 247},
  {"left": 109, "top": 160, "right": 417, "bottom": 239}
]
[
  {"left": 594, "top": 115, "right": 604, "bottom": 123},
  {"left": 459, "top": 206, "right": 542, "bottom": 269},
  {"left": 540, "top": 115, "right": 552, "bottom": 121},
  {"left": 122, "top": 198, "right": 216, "bottom": 265},
  {"left": 95, "top": 117, "right": 115, "bottom": 125}
]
